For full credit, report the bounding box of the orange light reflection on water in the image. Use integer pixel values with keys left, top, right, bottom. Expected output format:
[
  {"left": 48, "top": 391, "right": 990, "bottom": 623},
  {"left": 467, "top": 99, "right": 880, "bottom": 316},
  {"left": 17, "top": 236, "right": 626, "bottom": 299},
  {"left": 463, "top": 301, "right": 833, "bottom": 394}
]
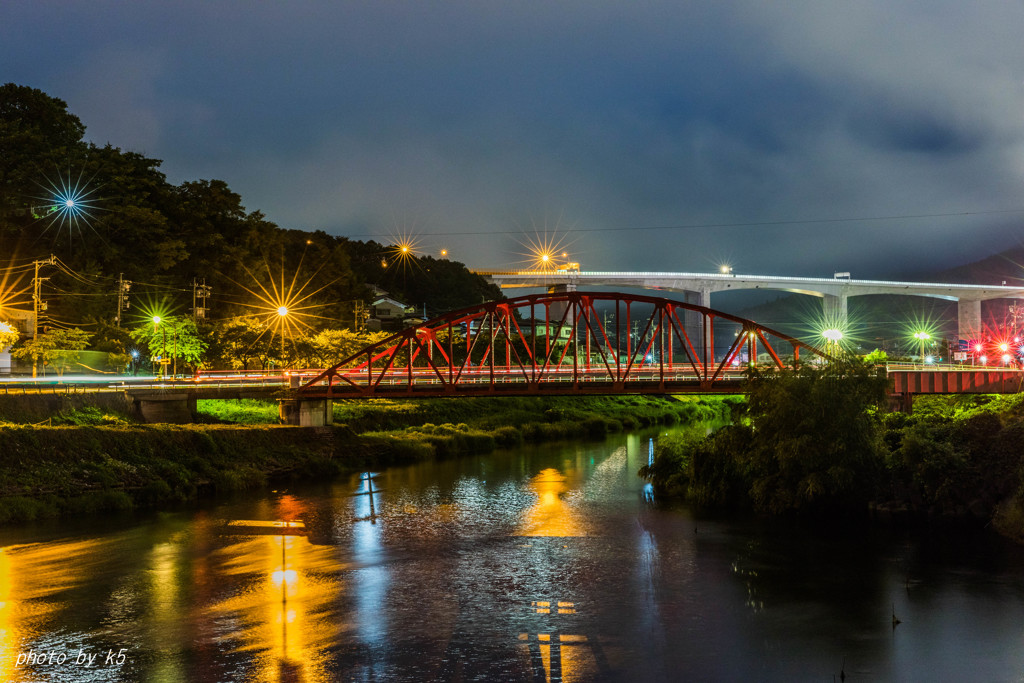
[
  {"left": 516, "top": 468, "right": 588, "bottom": 538},
  {"left": 208, "top": 533, "right": 342, "bottom": 683},
  {"left": 0, "top": 538, "right": 110, "bottom": 679}
]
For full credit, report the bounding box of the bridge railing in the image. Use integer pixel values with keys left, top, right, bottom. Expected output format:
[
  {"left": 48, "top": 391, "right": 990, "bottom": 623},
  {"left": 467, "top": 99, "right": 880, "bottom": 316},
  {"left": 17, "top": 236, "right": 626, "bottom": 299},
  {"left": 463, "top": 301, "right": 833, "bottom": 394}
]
[{"left": 299, "top": 291, "right": 827, "bottom": 398}]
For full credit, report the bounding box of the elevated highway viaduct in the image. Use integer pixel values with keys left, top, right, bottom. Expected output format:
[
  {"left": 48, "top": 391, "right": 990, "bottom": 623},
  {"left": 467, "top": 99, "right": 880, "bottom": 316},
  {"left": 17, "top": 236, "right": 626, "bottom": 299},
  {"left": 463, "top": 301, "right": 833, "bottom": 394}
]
[{"left": 479, "top": 270, "right": 1024, "bottom": 342}]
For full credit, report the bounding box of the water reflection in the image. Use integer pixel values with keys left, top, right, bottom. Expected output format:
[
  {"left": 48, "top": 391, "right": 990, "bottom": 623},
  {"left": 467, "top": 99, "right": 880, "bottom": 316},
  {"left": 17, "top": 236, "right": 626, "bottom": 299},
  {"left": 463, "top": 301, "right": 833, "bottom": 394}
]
[
  {"left": 352, "top": 472, "right": 389, "bottom": 649},
  {"left": 204, "top": 494, "right": 342, "bottom": 682},
  {"left": 516, "top": 468, "right": 588, "bottom": 538}
]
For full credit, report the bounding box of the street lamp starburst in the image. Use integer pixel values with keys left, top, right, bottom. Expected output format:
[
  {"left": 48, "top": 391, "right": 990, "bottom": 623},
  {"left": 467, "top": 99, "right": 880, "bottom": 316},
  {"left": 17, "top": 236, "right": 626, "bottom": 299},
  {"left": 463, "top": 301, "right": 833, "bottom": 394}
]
[
  {"left": 30, "top": 165, "right": 106, "bottom": 243},
  {"left": 516, "top": 231, "right": 575, "bottom": 272},
  {"left": 235, "top": 251, "right": 338, "bottom": 354},
  {"left": 0, "top": 261, "right": 32, "bottom": 322}
]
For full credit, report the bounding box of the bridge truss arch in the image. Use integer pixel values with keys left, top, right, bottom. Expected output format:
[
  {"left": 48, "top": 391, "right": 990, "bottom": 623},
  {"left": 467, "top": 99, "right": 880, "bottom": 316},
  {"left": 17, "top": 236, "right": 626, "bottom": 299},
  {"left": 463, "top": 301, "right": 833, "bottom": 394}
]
[{"left": 299, "top": 291, "right": 828, "bottom": 398}]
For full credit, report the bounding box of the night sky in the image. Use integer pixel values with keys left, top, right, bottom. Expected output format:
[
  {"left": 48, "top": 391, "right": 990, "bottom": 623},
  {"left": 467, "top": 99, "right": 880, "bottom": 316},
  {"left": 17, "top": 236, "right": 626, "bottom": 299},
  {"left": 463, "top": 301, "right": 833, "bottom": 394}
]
[{"left": 4, "top": 2, "right": 1024, "bottom": 280}]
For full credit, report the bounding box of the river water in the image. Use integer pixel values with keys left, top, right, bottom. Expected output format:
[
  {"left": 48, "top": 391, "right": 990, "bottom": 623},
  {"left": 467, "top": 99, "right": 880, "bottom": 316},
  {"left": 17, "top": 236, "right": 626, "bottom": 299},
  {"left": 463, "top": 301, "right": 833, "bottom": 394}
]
[{"left": 2, "top": 426, "right": 1024, "bottom": 682}]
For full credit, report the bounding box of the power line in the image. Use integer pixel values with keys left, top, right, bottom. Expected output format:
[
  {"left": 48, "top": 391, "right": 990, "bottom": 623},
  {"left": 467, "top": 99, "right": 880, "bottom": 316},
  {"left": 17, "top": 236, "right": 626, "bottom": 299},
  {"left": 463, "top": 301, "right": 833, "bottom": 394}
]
[{"left": 340, "top": 208, "right": 1024, "bottom": 239}]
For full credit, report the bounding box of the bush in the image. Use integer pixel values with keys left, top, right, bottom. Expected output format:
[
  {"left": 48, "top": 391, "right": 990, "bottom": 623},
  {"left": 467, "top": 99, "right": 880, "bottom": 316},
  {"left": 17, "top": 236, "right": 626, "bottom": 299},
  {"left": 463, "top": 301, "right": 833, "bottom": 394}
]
[{"left": 493, "top": 426, "right": 523, "bottom": 448}]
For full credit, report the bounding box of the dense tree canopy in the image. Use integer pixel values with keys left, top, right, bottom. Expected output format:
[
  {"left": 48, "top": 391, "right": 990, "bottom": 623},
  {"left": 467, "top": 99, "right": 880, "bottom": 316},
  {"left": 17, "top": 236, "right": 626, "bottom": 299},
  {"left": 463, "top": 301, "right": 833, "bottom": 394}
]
[{"left": 645, "top": 358, "right": 889, "bottom": 514}]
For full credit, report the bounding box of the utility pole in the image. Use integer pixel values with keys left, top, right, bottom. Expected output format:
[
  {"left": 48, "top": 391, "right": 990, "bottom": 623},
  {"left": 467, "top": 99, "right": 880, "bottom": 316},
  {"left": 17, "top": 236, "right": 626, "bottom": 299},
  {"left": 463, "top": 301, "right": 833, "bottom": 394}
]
[
  {"left": 31, "top": 255, "right": 56, "bottom": 340},
  {"left": 353, "top": 300, "right": 367, "bottom": 332},
  {"left": 115, "top": 273, "right": 132, "bottom": 327},
  {"left": 192, "top": 278, "right": 212, "bottom": 319}
]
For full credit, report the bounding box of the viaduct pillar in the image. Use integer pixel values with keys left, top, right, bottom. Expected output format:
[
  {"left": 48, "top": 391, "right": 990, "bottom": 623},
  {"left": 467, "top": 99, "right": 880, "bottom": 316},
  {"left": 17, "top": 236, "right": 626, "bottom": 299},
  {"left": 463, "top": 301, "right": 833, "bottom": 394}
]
[
  {"left": 822, "top": 293, "right": 848, "bottom": 325},
  {"left": 957, "top": 299, "right": 982, "bottom": 341},
  {"left": 683, "top": 287, "right": 712, "bottom": 365},
  {"left": 547, "top": 282, "right": 577, "bottom": 329}
]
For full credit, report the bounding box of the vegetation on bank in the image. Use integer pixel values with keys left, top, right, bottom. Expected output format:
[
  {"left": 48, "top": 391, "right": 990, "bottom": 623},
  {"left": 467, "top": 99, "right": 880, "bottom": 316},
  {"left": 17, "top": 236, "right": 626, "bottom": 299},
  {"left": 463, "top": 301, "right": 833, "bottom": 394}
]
[
  {"left": 640, "top": 360, "right": 1024, "bottom": 540},
  {"left": 196, "top": 394, "right": 732, "bottom": 461},
  {"left": 0, "top": 394, "right": 730, "bottom": 524},
  {"left": 0, "top": 424, "right": 369, "bottom": 524}
]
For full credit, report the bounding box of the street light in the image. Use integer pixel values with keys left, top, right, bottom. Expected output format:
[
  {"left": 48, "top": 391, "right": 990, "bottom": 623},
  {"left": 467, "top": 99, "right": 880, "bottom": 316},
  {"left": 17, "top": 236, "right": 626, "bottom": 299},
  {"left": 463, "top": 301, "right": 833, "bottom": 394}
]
[
  {"left": 277, "top": 306, "right": 288, "bottom": 366},
  {"left": 821, "top": 328, "right": 843, "bottom": 357},
  {"left": 913, "top": 331, "right": 931, "bottom": 368},
  {"left": 152, "top": 316, "right": 166, "bottom": 378}
]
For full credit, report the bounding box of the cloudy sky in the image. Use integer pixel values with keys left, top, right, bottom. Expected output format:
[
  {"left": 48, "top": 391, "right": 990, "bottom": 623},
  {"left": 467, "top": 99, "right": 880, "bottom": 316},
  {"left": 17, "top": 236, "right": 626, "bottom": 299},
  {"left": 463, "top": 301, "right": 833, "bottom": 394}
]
[{"left": 4, "top": 1, "right": 1024, "bottom": 280}]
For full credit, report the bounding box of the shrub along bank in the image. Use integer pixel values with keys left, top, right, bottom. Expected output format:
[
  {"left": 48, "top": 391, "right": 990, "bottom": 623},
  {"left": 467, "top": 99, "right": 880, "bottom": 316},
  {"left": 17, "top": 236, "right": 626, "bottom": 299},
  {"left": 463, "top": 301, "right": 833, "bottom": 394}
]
[
  {"left": 0, "top": 395, "right": 730, "bottom": 524},
  {"left": 640, "top": 361, "right": 1024, "bottom": 542}
]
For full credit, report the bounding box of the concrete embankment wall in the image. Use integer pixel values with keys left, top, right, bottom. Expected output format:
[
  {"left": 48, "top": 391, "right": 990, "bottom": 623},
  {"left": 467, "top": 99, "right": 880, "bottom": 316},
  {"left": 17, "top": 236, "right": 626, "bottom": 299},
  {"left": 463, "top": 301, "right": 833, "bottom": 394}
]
[{"left": 0, "top": 392, "right": 135, "bottom": 424}]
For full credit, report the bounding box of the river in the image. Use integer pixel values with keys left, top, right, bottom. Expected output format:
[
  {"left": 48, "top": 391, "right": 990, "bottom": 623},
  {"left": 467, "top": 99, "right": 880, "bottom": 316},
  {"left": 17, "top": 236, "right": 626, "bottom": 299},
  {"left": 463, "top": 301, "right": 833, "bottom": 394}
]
[{"left": 1, "top": 425, "right": 1023, "bottom": 682}]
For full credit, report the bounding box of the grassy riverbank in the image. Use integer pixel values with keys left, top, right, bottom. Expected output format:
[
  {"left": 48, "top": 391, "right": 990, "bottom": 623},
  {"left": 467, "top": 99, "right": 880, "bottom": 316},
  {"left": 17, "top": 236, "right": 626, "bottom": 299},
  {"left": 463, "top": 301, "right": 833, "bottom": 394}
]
[
  {"left": 197, "top": 394, "right": 733, "bottom": 461},
  {"left": 0, "top": 395, "right": 731, "bottom": 524}
]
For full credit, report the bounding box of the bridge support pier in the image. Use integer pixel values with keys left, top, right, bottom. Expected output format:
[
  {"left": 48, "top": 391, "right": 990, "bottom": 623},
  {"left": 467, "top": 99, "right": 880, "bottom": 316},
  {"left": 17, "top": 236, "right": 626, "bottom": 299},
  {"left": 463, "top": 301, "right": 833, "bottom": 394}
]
[
  {"left": 547, "top": 283, "right": 578, "bottom": 330},
  {"left": 822, "top": 293, "right": 848, "bottom": 325},
  {"left": 278, "top": 398, "right": 334, "bottom": 427},
  {"left": 958, "top": 299, "right": 982, "bottom": 341},
  {"left": 128, "top": 393, "right": 197, "bottom": 424},
  {"left": 684, "top": 288, "right": 712, "bottom": 363}
]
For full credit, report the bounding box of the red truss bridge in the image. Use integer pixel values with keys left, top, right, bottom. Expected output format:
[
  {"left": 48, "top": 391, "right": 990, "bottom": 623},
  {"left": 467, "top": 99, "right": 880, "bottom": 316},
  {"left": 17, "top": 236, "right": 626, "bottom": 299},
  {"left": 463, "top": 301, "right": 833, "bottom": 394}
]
[{"left": 299, "top": 292, "right": 829, "bottom": 398}]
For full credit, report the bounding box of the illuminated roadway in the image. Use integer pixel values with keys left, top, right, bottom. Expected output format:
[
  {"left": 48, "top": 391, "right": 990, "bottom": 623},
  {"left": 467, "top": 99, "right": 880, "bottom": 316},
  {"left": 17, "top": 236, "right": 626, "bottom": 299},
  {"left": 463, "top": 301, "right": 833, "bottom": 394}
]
[
  {"left": 2, "top": 366, "right": 1022, "bottom": 404},
  {"left": 478, "top": 269, "right": 1024, "bottom": 339}
]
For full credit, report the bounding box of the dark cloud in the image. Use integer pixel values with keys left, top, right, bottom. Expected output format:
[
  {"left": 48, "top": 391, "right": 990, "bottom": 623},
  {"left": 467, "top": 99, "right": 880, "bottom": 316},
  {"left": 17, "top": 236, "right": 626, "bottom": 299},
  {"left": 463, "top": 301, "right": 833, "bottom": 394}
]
[{"left": 3, "top": 1, "right": 1024, "bottom": 280}]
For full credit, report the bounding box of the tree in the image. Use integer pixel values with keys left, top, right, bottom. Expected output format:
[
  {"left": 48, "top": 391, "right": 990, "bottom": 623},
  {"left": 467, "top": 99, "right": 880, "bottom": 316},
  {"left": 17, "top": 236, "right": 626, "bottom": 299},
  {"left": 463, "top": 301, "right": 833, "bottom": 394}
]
[
  {"left": 863, "top": 348, "right": 889, "bottom": 366},
  {"left": 10, "top": 327, "right": 90, "bottom": 377},
  {"left": 0, "top": 320, "right": 17, "bottom": 350},
  {"left": 739, "top": 358, "right": 889, "bottom": 513},
  {"left": 130, "top": 316, "right": 208, "bottom": 375},
  {"left": 209, "top": 316, "right": 274, "bottom": 371},
  {"left": 0, "top": 84, "right": 87, "bottom": 238},
  {"left": 46, "top": 328, "right": 93, "bottom": 376},
  {"left": 302, "top": 329, "right": 391, "bottom": 368}
]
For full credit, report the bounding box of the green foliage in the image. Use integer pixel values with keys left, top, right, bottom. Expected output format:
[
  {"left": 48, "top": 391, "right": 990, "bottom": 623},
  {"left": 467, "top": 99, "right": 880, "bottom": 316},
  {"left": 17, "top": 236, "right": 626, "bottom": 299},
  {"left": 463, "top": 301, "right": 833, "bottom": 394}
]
[
  {"left": 0, "top": 321, "right": 18, "bottom": 349},
  {"left": 197, "top": 399, "right": 279, "bottom": 424},
  {"left": 10, "top": 327, "right": 91, "bottom": 376},
  {"left": 131, "top": 316, "right": 207, "bottom": 372},
  {"left": 862, "top": 348, "right": 889, "bottom": 365},
  {"left": 299, "top": 328, "right": 392, "bottom": 367},
  {"left": 645, "top": 360, "right": 888, "bottom": 514},
  {"left": 739, "top": 360, "right": 888, "bottom": 513},
  {"left": 52, "top": 406, "right": 131, "bottom": 426}
]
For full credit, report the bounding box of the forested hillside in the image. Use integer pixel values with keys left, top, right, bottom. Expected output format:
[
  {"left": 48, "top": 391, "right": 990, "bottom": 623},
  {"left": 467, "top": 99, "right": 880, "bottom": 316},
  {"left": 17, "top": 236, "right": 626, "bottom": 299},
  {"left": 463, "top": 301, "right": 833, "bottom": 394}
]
[{"left": 0, "top": 84, "right": 500, "bottom": 371}]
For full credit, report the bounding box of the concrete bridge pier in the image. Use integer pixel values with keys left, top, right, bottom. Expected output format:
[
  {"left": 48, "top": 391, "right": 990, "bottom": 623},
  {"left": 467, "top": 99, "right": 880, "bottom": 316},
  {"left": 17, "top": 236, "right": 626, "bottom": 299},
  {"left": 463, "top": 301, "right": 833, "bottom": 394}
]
[
  {"left": 547, "top": 283, "right": 578, "bottom": 324},
  {"left": 278, "top": 398, "right": 334, "bottom": 427},
  {"left": 822, "top": 293, "right": 848, "bottom": 326},
  {"left": 958, "top": 299, "right": 982, "bottom": 341},
  {"left": 129, "top": 393, "right": 197, "bottom": 424},
  {"left": 684, "top": 288, "right": 712, "bottom": 364}
]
